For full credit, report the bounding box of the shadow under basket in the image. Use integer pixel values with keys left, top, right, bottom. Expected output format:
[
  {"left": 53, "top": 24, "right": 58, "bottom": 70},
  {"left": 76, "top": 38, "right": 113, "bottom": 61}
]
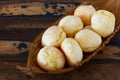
[{"left": 16, "top": 1, "right": 120, "bottom": 78}]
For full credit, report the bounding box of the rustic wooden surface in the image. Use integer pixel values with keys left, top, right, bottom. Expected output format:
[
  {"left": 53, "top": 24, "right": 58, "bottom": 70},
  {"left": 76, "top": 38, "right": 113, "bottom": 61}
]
[
  {"left": 0, "top": 62, "right": 120, "bottom": 80},
  {"left": 0, "top": 0, "right": 120, "bottom": 80}
]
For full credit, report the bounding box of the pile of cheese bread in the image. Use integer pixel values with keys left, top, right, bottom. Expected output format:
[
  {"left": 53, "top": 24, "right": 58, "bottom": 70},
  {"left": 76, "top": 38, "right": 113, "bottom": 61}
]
[{"left": 36, "top": 5, "right": 115, "bottom": 71}]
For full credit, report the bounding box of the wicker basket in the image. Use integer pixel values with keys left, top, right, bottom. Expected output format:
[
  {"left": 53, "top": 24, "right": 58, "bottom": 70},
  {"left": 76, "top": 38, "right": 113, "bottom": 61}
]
[{"left": 17, "top": 0, "right": 120, "bottom": 78}]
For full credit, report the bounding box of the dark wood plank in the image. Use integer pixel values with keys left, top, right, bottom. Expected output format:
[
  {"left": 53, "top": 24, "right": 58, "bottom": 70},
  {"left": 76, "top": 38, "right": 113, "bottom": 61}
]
[
  {"left": 0, "top": 29, "right": 43, "bottom": 41},
  {"left": 0, "top": 62, "right": 120, "bottom": 80},
  {"left": 0, "top": 2, "right": 79, "bottom": 16},
  {"left": 0, "top": 2, "right": 79, "bottom": 30},
  {"left": 94, "top": 45, "right": 120, "bottom": 60},
  {"left": 0, "top": 17, "right": 56, "bottom": 29},
  {"left": 0, "top": 0, "right": 85, "bottom": 3},
  {"left": 0, "top": 62, "right": 30, "bottom": 80}
]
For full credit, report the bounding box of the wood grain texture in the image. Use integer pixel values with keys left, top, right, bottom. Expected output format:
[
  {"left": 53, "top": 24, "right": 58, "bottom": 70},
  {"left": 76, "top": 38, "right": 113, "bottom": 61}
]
[
  {"left": 94, "top": 45, "right": 120, "bottom": 60},
  {"left": 0, "top": 41, "right": 31, "bottom": 54},
  {"left": 0, "top": 2, "right": 78, "bottom": 16},
  {"left": 0, "top": 3, "right": 78, "bottom": 29},
  {"left": 0, "top": 0, "right": 85, "bottom": 4},
  {"left": 0, "top": 62, "right": 120, "bottom": 80}
]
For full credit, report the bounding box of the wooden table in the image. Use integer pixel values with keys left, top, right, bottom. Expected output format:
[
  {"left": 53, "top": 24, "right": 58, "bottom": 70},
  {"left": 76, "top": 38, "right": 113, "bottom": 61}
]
[{"left": 0, "top": 0, "right": 120, "bottom": 80}]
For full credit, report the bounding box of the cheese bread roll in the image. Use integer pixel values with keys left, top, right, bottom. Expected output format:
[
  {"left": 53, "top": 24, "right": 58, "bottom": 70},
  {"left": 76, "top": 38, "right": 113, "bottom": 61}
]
[
  {"left": 58, "top": 15, "right": 83, "bottom": 37},
  {"left": 37, "top": 46, "right": 65, "bottom": 71},
  {"left": 61, "top": 38, "right": 83, "bottom": 66},
  {"left": 75, "top": 29, "right": 102, "bottom": 52},
  {"left": 91, "top": 10, "right": 115, "bottom": 37},
  {"left": 74, "top": 5, "right": 96, "bottom": 25},
  {"left": 42, "top": 26, "right": 66, "bottom": 47}
]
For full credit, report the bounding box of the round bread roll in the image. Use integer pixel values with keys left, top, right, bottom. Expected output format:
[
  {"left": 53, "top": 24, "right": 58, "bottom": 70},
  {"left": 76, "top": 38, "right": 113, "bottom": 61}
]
[
  {"left": 58, "top": 15, "right": 83, "bottom": 37},
  {"left": 61, "top": 38, "right": 83, "bottom": 66},
  {"left": 42, "top": 26, "right": 66, "bottom": 47},
  {"left": 37, "top": 46, "right": 66, "bottom": 71},
  {"left": 74, "top": 5, "right": 96, "bottom": 25},
  {"left": 75, "top": 29, "right": 102, "bottom": 52},
  {"left": 91, "top": 10, "right": 115, "bottom": 38}
]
